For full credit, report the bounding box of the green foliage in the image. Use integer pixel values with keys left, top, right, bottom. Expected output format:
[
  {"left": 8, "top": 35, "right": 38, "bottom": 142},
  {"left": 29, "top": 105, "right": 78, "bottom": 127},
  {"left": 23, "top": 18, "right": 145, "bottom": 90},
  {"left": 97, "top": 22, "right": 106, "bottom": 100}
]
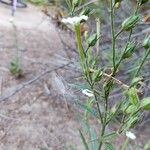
[
  {"left": 140, "top": 97, "right": 150, "bottom": 110},
  {"left": 63, "top": 0, "right": 150, "bottom": 149},
  {"left": 105, "top": 143, "right": 115, "bottom": 150},
  {"left": 143, "top": 35, "right": 150, "bottom": 49},
  {"left": 28, "top": 0, "right": 49, "bottom": 5},
  {"left": 122, "top": 42, "right": 136, "bottom": 59},
  {"left": 128, "top": 87, "right": 139, "bottom": 105},
  {"left": 87, "top": 33, "right": 97, "bottom": 47},
  {"left": 139, "top": 0, "right": 149, "bottom": 5},
  {"left": 79, "top": 129, "right": 89, "bottom": 150},
  {"left": 144, "top": 142, "right": 150, "bottom": 150},
  {"left": 9, "top": 59, "right": 22, "bottom": 77}
]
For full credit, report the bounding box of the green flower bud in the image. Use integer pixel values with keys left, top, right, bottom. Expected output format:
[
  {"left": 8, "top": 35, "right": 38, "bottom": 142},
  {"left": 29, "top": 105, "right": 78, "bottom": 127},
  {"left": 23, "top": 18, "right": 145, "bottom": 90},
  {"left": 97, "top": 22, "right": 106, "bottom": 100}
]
[
  {"left": 143, "top": 35, "right": 150, "bottom": 49},
  {"left": 122, "top": 15, "right": 140, "bottom": 31},
  {"left": 73, "top": 0, "right": 80, "bottom": 8},
  {"left": 80, "top": 8, "right": 91, "bottom": 16},
  {"left": 115, "top": 2, "right": 121, "bottom": 8},
  {"left": 115, "top": 0, "right": 122, "bottom": 4},
  {"left": 88, "top": 33, "right": 97, "bottom": 47},
  {"left": 139, "top": 0, "right": 149, "bottom": 5},
  {"left": 122, "top": 42, "right": 136, "bottom": 59},
  {"left": 92, "top": 69, "right": 103, "bottom": 82}
]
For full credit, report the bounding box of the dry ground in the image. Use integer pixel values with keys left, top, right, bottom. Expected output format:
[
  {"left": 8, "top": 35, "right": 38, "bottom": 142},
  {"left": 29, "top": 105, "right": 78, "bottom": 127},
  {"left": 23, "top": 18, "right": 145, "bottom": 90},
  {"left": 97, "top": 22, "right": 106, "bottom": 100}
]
[{"left": 0, "top": 3, "right": 82, "bottom": 150}]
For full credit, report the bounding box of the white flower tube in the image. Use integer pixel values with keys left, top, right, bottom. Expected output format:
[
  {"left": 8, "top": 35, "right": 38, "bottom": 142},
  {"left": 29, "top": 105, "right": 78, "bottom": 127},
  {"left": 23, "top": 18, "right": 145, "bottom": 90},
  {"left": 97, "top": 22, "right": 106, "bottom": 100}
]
[
  {"left": 126, "top": 131, "right": 136, "bottom": 140},
  {"left": 61, "top": 15, "right": 88, "bottom": 25},
  {"left": 82, "top": 89, "right": 94, "bottom": 97}
]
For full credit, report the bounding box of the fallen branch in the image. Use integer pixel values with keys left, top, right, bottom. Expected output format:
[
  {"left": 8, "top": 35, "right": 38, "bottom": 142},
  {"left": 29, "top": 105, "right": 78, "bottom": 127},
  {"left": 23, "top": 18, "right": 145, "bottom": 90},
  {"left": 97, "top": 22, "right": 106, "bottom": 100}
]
[{"left": 0, "top": 62, "right": 71, "bottom": 102}]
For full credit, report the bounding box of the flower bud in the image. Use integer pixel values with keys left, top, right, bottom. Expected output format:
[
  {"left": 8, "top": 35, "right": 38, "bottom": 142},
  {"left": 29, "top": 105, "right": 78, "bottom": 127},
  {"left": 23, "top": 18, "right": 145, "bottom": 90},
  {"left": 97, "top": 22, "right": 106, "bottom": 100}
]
[
  {"left": 122, "top": 15, "right": 140, "bottom": 31},
  {"left": 122, "top": 42, "right": 136, "bottom": 59},
  {"left": 80, "top": 8, "right": 91, "bottom": 16},
  {"left": 143, "top": 35, "right": 150, "bottom": 49},
  {"left": 115, "top": 2, "right": 121, "bottom": 8},
  {"left": 114, "top": 0, "right": 122, "bottom": 4},
  {"left": 92, "top": 69, "right": 103, "bottom": 82},
  {"left": 73, "top": 0, "right": 80, "bottom": 8},
  {"left": 88, "top": 33, "right": 97, "bottom": 47},
  {"left": 139, "top": 0, "right": 149, "bottom": 5}
]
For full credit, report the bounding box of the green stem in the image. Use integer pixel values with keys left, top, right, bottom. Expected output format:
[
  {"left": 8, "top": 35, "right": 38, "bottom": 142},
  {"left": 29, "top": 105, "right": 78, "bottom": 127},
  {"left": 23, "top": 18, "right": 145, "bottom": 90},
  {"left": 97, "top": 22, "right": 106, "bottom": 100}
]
[
  {"left": 74, "top": 24, "right": 86, "bottom": 69},
  {"left": 134, "top": 48, "right": 150, "bottom": 77},
  {"left": 96, "top": 18, "right": 101, "bottom": 56},
  {"left": 114, "top": 29, "right": 133, "bottom": 74},
  {"left": 121, "top": 138, "right": 129, "bottom": 150},
  {"left": 115, "top": 29, "right": 123, "bottom": 39},
  {"left": 98, "top": 124, "right": 106, "bottom": 150},
  {"left": 110, "top": 0, "right": 116, "bottom": 70},
  {"left": 75, "top": 23, "right": 103, "bottom": 126},
  {"left": 97, "top": 2, "right": 117, "bottom": 149},
  {"left": 94, "top": 93, "right": 103, "bottom": 124}
]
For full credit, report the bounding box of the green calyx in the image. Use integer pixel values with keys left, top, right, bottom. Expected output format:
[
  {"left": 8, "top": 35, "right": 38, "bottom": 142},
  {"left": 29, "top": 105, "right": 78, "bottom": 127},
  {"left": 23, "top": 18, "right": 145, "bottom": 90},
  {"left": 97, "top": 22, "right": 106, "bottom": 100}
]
[
  {"left": 139, "top": 0, "right": 149, "bottom": 5},
  {"left": 88, "top": 33, "right": 97, "bottom": 47},
  {"left": 122, "top": 15, "right": 140, "bottom": 31},
  {"left": 72, "top": 0, "right": 80, "bottom": 9},
  {"left": 114, "top": 0, "right": 122, "bottom": 4},
  {"left": 122, "top": 42, "right": 136, "bottom": 59},
  {"left": 80, "top": 8, "right": 91, "bottom": 16},
  {"left": 143, "top": 35, "right": 150, "bottom": 49}
]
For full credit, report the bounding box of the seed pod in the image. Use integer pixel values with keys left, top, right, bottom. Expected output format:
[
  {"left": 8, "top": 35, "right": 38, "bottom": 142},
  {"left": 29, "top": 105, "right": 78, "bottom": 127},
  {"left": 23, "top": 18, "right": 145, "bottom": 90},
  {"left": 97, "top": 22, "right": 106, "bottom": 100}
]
[
  {"left": 143, "top": 35, "right": 150, "bottom": 49},
  {"left": 122, "top": 15, "right": 140, "bottom": 31},
  {"left": 88, "top": 33, "right": 97, "bottom": 47},
  {"left": 122, "top": 42, "right": 136, "bottom": 59}
]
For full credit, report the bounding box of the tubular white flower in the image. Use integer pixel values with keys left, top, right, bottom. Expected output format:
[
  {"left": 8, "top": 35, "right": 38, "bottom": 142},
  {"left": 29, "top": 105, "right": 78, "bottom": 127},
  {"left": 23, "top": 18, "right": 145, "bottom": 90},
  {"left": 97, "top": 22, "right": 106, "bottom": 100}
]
[
  {"left": 126, "top": 131, "right": 136, "bottom": 140},
  {"left": 82, "top": 89, "right": 94, "bottom": 97},
  {"left": 61, "top": 15, "right": 88, "bottom": 25}
]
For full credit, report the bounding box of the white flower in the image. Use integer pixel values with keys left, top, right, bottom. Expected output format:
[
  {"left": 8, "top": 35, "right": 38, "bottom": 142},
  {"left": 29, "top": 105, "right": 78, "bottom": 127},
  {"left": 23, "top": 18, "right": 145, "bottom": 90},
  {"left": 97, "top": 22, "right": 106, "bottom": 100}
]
[
  {"left": 61, "top": 15, "right": 88, "bottom": 25},
  {"left": 126, "top": 131, "right": 136, "bottom": 140},
  {"left": 82, "top": 89, "right": 94, "bottom": 97}
]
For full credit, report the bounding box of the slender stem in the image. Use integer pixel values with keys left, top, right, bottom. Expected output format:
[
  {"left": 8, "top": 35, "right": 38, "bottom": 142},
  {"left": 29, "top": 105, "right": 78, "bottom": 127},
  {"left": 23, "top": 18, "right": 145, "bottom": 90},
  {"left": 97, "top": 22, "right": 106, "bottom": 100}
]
[
  {"left": 134, "top": 48, "right": 150, "bottom": 77},
  {"left": 98, "top": 2, "right": 117, "bottom": 149},
  {"left": 110, "top": 0, "right": 116, "bottom": 70},
  {"left": 74, "top": 24, "right": 86, "bottom": 69},
  {"left": 115, "top": 29, "right": 123, "bottom": 39},
  {"left": 96, "top": 18, "right": 101, "bottom": 56},
  {"left": 121, "top": 138, "right": 129, "bottom": 150},
  {"left": 74, "top": 23, "right": 103, "bottom": 126},
  {"left": 98, "top": 124, "right": 106, "bottom": 150},
  {"left": 114, "top": 29, "right": 133, "bottom": 74},
  {"left": 94, "top": 93, "right": 103, "bottom": 124}
]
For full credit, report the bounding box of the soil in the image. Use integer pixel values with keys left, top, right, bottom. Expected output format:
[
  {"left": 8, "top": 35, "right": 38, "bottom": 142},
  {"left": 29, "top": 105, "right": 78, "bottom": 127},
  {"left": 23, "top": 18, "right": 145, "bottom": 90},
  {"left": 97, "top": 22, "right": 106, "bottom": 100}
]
[{"left": 0, "top": 3, "right": 82, "bottom": 150}]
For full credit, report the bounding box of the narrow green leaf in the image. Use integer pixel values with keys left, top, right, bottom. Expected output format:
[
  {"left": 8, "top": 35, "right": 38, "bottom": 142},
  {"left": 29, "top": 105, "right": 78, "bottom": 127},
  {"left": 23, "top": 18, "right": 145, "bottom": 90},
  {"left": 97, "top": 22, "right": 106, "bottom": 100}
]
[
  {"left": 79, "top": 129, "right": 90, "bottom": 150},
  {"left": 77, "top": 101, "right": 99, "bottom": 119},
  {"left": 89, "top": 128, "right": 99, "bottom": 150},
  {"left": 104, "top": 132, "right": 117, "bottom": 141}
]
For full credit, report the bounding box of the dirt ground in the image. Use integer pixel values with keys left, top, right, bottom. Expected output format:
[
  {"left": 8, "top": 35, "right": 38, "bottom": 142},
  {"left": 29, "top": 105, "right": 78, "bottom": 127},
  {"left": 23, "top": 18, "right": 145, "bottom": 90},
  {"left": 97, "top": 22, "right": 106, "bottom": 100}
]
[
  {"left": 0, "top": 2, "right": 149, "bottom": 150},
  {"left": 0, "top": 3, "right": 82, "bottom": 150}
]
